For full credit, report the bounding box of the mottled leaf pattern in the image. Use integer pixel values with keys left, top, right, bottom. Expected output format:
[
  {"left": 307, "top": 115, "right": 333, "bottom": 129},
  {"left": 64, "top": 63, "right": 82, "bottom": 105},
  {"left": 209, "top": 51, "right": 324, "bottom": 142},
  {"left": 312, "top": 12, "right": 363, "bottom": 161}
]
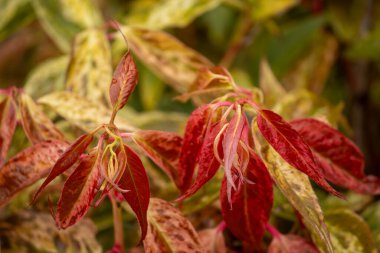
[
  {"left": 257, "top": 109, "right": 341, "bottom": 197},
  {"left": 0, "top": 140, "right": 68, "bottom": 206},
  {"left": 144, "top": 198, "right": 206, "bottom": 253},
  {"left": 18, "top": 93, "right": 64, "bottom": 144},
  {"left": 119, "top": 145, "right": 150, "bottom": 242},
  {"left": 220, "top": 152, "right": 273, "bottom": 247},
  {"left": 109, "top": 52, "right": 138, "bottom": 111},
  {"left": 132, "top": 130, "right": 182, "bottom": 187}
]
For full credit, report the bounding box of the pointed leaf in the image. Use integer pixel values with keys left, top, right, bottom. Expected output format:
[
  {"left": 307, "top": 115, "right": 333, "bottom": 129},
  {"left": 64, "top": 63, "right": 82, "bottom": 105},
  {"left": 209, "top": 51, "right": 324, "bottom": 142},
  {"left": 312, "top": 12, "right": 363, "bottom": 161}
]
[
  {"left": 179, "top": 105, "right": 212, "bottom": 192},
  {"left": 123, "top": 26, "right": 212, "bottom": 93},
  {"left": 56, "top": 153, "right": 100, "bottom": 228},
  {"left": 33, "top": 133, "right": 94, "bottom": 202},
  {"left": 0, "top": 96, "right": 17, "bottom": 166},
  {"left": 257, "top": 109, "right": 341, "bottom": 197},
  {"left": 109, "top": 52, "right": 138, "bottom": 111},
  {"left": 258, "top": 141, "right": 333, "bottom": 253},
  {"left": 132, "top": 130, "right": 182, "bottom": 187},
  {"left": 325, "top": 209, "right": 377, "bottom": 253},
  {"left": 18, "top": 93, "right": 64, "bottom": 144},
  {"left": 268, "top": 234, "right": 320, "bottom": 253},
  {"left": 0, "top": 140, "right": 68, "bottom": 207},
  {"left": 144, "top": 198, "right": 206, "bottom": 253},
  {"left": 119, "top": 145, "right": 150, "bottom": 242},
  {"left": 220, "top": 151, "right": 273, "bottom": 247},
  {"left": 259, "top": 59, "right": 286, "bottom": 107},
  {"left": 178, "top": 122, "right": 222, "bottom": 201},
  {"left": 290, "top": 118, "right": 380, "bottom": 194},
  {"left": 66, "top": 29, "right": 112, "bottom": 105}
]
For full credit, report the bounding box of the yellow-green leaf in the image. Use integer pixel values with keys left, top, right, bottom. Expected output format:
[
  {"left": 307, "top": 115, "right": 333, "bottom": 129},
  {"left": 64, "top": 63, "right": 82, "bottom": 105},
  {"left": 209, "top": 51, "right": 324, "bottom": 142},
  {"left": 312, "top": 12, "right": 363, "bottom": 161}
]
[
  {"left": 24, "top": 56, "right": 69, "bottom": 99},
  {"left": 0, "top": 0, "right": 32, "bottom": 41},
  {"left": 247, "top": 0, "right": 298, "bottom": 21},
  {"left": 66, "top": 29, "right": 112, "bottom": 105},
  {"left": 255, "top": 125, "right": 333, "bottom": 253},
  {"left": 325, "top": 209, "right": 377, "bottom": 253},
  {"left": 139, "top": 66, "right": 165, "bottom": 111},
  {"left": 32, "top": 0, "right": 102, "bottom": 52},
  {"left": 260, "top": 59, "right": 286, "bottom": 107},
  {"left": 145, "top": 198, "right": 206, "bottom": 252},
  {"left": 122, "top": 26, "right": 213, "bottom": 93}
]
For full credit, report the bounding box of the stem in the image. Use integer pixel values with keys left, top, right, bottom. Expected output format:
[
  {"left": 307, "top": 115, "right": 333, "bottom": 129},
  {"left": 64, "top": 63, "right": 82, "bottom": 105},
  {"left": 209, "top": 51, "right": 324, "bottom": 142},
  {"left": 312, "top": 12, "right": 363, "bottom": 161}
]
[
  {"left": 110, "top": 195, "right": 126, "bottom": 253},
  {"left": 265, "top": 223, "right": 281, "bottom": 239},
  {"left": 109, "top": 109, "right": 118, "bottom": 125}
]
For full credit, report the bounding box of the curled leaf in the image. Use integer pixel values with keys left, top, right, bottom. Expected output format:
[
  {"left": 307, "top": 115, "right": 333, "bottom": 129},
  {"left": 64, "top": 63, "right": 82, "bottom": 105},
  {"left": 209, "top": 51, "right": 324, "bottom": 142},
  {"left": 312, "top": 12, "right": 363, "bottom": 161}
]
[
  {"left": 109, "top": 52, "right": 138, "bottom": 111},
  {"left": 0, "top": 140, "right": 68, "bottom": 207},
  {"left": 257, "top": 109, "right": 341, "bottom": 197},
  {"left": 144, "top": 198, "right": 206, "bottom": 253},
  {"left": 132, "top": 130, "right": 182, "bottom": 187},
  {"left": 0, "top": 96, "right": 17, "bottom": 166}
]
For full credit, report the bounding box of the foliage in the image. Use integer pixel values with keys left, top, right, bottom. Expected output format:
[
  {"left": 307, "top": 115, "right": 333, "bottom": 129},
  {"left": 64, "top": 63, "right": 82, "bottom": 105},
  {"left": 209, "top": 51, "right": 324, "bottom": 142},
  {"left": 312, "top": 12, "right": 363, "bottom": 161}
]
[{"left": 1, "top": 0, "right": 380, "bottom": 253}]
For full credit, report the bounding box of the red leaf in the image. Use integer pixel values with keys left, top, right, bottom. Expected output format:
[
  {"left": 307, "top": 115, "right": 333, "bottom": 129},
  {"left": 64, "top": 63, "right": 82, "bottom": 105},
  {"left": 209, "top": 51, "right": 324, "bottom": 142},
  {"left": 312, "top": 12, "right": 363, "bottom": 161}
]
[
  {"left": 32, "top": 133, "right": 94, "bottom": 202},
  {"left": 0, "top": 140, "right": 68, "bottom": 206},
  {"left": 268, "top": 234, "right": 320, "bottom": 253},
  {"left": 257, "top": 109, "right": 341, "bottom": 197},
  {"left": 178, "top": 122, "right": 223, "bottom": 201},
  {"left": 55, "top": 153, "right": 100, "bottom": 228},
  {"left": 0, "top": 96, "right": 17, "bottom": 166},
  {"left": 109, "top": 52, "right": 138, "bottom": 111},
  {"left": 179, "top": 104, "right": 212, "bottom": 192},
  {"left": 132, "top": 130, "right": 182, "bottom": 187},
  {"left": 223, "top": 108, "right": 248, "bottom": 190},
  {"left": 291, "top": 118, "right": 380, "bottom": 194},
  {"left": 18, "top": 93, "right": 64, "bottom": 144},
  {"left": 220, "top": 151, "right": 273, "bottom": 247},
  {"left": 118, "top": 145, "right": 150, "bottom": 242}
]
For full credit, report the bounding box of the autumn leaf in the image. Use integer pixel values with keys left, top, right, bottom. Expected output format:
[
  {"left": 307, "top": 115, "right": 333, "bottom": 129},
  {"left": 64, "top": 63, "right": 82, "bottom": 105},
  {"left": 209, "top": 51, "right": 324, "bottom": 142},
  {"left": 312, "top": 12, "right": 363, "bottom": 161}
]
[
  {"left": 32, "top": 133, "right": 94, "bottom": 202},
  {"left": 144, "top": 198, "right": 206, "bottom": 253},
  {"left": 198, "top": 227, "right": 227, "bottom": 253},
  {"left": 179, "top": 104, "right": 212, "bottom": 192},
  {"left": 257, "top": 109, "right": 341, "bottom": 197},
  {"left": 55, "top": 153, "right": 100, "bottom": 228},
  {"left": 220, "top": 151, "right": 273, "bottom": 248},
  {"left": 0, "top": 140, "right": 68, "bottom": 207},
  {"left": 109, "top": 52, "right": 138, "bottom": 111},
  {"left": 0, "top": 96, "right": 17, "bottom": 166},
  {"left": 18, "top": 92, "right": 64, "bottom": 144},
  {"left": 118, "top": 145, "right": 150, "bottom": 242},
  {"left": 178, "top": 122, "right": 223, "bottom": 201},
  {"left": 268, "top": 234, "right": 320, "bottom": 253},
  {"left": 132, "top": 130, "right": 182, "bottom": 187},
  {"left": 290, "top": 118, "right": 380, "bottom": 194}
]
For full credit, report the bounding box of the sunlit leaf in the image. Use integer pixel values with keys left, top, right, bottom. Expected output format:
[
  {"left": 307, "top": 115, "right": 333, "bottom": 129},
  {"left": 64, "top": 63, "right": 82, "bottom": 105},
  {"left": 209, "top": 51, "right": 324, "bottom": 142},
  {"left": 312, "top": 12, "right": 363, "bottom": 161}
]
[
  {"left": 132, "top": 130, "right": 182, "bottom": 187},
  {"left": 56, "top": 153, "right": 100, "bottom": 228},
  {"left": 255, "top": 129, "right": 333, "bottom": 253},
  {"left": 66, "top": 29, "right": 112, "bottom": 105},
  {"left": 33, "top": 133, "right": 93, "bottom": 202},
  {"left": 32, "top": 0, "right": 102, "bottom": 52},
  {"left": 325, "top": 209, "right": 377, "bottom": 253},
  {"left": 109, "top": 52, "right": 138, "bottom": 111},
  {"left": 0, "top": 140, "right": 68, "bottom": 207},
  {"left": 291, "top": 118, "right": 380, "bottom": 195},
  {"left": 260, "top": 59, "right": 286, "bottom": 107},
  {"left": 122, "top": 26, "right": 213, "bottom": 93},
  {"left": 144, "top": 198, "right": 206, "bottom": 252},
  {"left": 24, "top": 56, "right": 69, "bottom": 99},
  {"left": 0, "top": 211, "right": 101, "bottom": 253},
  {"left": 179, "top": 105, "right": 212, "bottom": 192},
  {"left": 257, "top": 109, "right": 341, "bottom": 197},
  {"left": 18, "top": 92, "right": 64, "bottom": 144},
  {"left": 119, "top": 145, "right": 150, "bottom": 242},
  {"left": 268, "top": 234, "right": 320, "bottom": 253},
  {"left": 220, "top": 151, "right": 273, "bottom": 247},
  {"left": 0, "top": 96, "right": 17, "bottom": 166},
  {"left": 247, "top": 0, "right": 298, "bottom": 21}
]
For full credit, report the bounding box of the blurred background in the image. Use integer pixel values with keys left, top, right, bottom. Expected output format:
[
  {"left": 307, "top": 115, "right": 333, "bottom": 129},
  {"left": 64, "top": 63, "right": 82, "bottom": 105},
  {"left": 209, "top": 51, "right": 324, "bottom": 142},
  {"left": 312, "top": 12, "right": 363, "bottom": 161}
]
[{"left": 1, "top": 0, "right": 380, "bottom": 252}]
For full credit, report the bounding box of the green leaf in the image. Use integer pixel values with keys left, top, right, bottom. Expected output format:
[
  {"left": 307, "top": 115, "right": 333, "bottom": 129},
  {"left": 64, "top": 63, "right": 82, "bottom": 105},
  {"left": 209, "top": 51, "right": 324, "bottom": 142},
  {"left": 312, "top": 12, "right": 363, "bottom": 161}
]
[
  {"left": 259, "top": 59, "right": 286, "bottom": 107},
  {"left": 362, "top": 202, "right": 380, "bottom": 251},
  {"left": 122, "top": 26, "right": 213, "bottom": 93},
  {"left": 24, "top": 56, "right": 69, "bottom": 99},
  {"left": 66, "top": 29, "right": 112, "bottom": 105},
  {"left": 139, "top": 66, "right": 165, "bottom": 111},
  {"left": 325, "top": 209, "right": 377, "bottom": 253},
  {"left": 32, "top": 0, "right": 102, "bottom": 52},
  {"left": 247, "top": 0, "right": 298, "bottom": 21}
]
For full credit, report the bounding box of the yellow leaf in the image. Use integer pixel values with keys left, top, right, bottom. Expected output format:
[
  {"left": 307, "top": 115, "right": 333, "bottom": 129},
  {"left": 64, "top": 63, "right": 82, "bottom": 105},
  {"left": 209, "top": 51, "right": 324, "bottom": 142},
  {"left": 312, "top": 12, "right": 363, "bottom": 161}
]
[
  {"left": 248, "top": 0, "right": 298, "bottom": 21},
  {"left": 259, "top": 59, "right": 286, "bottom": 107}
]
